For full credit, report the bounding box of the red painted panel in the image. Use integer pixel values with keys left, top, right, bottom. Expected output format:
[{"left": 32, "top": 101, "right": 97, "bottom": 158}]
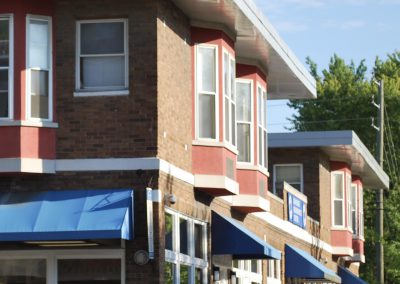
[
  {"left": 237, "top": 169, "right": 268, "bottom": 196},
  {"left": 352, "top": 239, "right": 364, "bottom": 255},
  {"left": 331, "top": 161, "right": 351, "bottom": 173},
  {"left": 20, "top": 127, "right": 55, "bottom": 159},
  {"left": 0, "top": 127, "right": 21, "bottom": 157},
  {"left": 193, "top": 145, "right": 236, "bottom": 178},
  {"left": 331, "top": 229, "right": 353, "bottom": 250}
]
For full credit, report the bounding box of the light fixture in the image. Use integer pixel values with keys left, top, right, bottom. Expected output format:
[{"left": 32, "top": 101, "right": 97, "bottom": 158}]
[{"left": 213, "top": 266, "right": 220, "bottom": 281}]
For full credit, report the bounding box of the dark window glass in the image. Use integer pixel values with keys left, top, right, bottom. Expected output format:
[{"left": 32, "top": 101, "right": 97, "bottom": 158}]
[
  {"left": 164, "top": 262, "right": 175, "bottom": 284},
  {"left": 165, "top": 212, "right": 173, "bottom": 251},
  {"left": 194, "top": 223, "right": 204, "bottom": 259},
  {"left": 179, "top": 218, "right": 189, "bottom": 255},
  {"left": 0, "top": 259, "right": 46, "bottom": 284}
]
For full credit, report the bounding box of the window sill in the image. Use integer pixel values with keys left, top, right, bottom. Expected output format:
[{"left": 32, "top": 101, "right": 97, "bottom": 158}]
[
  {"left": 236, "top": 163, "right": 270, "bottom": 177},
  {"left": 74, "top": 90, "right": 129, "bottom": 97},
  {"left": 192, "top": 140, "right": 238, "bottom": 155},
  {"left": 0, "top": 120, "right": 59, "bottom": 128}
]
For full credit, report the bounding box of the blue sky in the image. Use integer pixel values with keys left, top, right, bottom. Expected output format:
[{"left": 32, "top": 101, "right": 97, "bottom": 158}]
[{"left": 254, "top": 0, "right": 400, "bottom": 132}]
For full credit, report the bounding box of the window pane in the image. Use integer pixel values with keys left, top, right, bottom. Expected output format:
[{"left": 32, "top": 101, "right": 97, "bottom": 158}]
[
  {"left": 58, "top": 259, "right": 120, "bottom": 284},
  {"left": 29, "top": 20, "right": 49, "bottom": 69},
  {"left": 263, "top": 95, "right": 267, "bottom": 127},
  {"left": 251, "top": 260, "right": 258, "bottom": 273},
  {"left": 351, "top": 185, "right": 357, "bottom": 210},
  {"left": 179, "top": 218, "right": 189, "bottom": 255},
  {"left": 165, "top": 212, "right": 173, "bottom": 251},
  {"left": 195, "top": 268, "right": 203, "bottom": 284},
  {"left": 263, "top": 131, "right": 267, "bottom": 168},
  {"left": 164, "top": 262, "right": 175, "bottom": 284},
  {"left": 0, "top": 69, "right": 7, "bottom": 90},
  {"left": 0, "top": 20, "right": 9, "bottom": 67},
  {"left": 225, "top": 97, "right": 229, "bottom": 140},
  {"left": 194, "top": 223, "right": 204, "bottom": 259},
  {"left": 0, "top": 259, "right": 46, "bottom": 284},
  {"left": 236, "top": 82, "right": 251, "bottom": 122},
  {"left": 0, "top": 91, "right": 8, "bottom": 118},
  {"left": 258, "top": 127, "right": 262, "bottom": 165},
  {"left": 257, "top": 91, "right": 262, "bottom": 125},
  {"left": 276, "top": 166, "right": 301, "bottom": 184},
  {"left": 334, "top": 174, "right": 343, "bottom": 199},
  {"left": 224, "top": 53, "right": 229, "bottom": 96},
  {"left": 238, "top": 124, "right": 250, "bottom": 162},
  {"left": 230, "top": 59, "right": 235, "bottom": 100},
  {"left": 30, "top": 70, "right": 49, "bottom": 119},
  {"left": 81, "top": 56, "right": 125, "bottom": 88},
  {"left": 352, "top": 211, "right": 357, "bottom": 233},
  {"left": 232, "top": 259, "right": 239, "bottom": 268},
  {"left": 334, "top": 200, "right": 343, "bottom": 226},
  {"left": 199, "top": 94, "right": 215, "bottom": 138},
  {"left": 81, "top": 22, "right": 124, "bottom": 55},
  {"left": 180, "top": 264, "right": 190, "bottom": 284},
  {"left": 198, "top": 47, "right": 215, "bottom": 93},
  {"left": 231, "top": 104, "right": 236, "bottom": 146}
]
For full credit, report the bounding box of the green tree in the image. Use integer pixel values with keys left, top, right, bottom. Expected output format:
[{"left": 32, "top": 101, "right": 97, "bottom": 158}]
[{"left": 288, "top": 52, "right": 400, "bottom": 284}]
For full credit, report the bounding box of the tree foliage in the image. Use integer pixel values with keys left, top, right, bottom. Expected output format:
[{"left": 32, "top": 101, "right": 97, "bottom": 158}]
[{"left": 288, "top": 52, "right": 400, "bottom": 284}]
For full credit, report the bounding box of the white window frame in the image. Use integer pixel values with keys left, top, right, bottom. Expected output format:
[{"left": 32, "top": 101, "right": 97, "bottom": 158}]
[
  {"left": 267, "top": 259, "right": 281, "bottom": 284},
  {"left": 346, "top": 174, "right": 352, "bottom": 231},
  {"left": 359, "top": 185, "right": 364, "bottom": 238},
  {"left": 26, "top": 14, "right": 53, "bottom": 122},
  {"left": 222, "top": 48, "right": 236, "bottom": 147},
  {"left": 0, "top": 249, "right": 125, "bottom": 284},
  {"left": 257, "top": 84, "right": 268, "bottom": 169},
  {"left": 273, "top": 164, "right": 304, "bottom": 194},
  {"left": 165, "top": 208, "right": 208, "bottom": 284},
  {"left": 331, "top": 171, "right": 345, "bottom": 228},
  {"left": 75, "top": 18, "right": 129, "bottom": 97},
  {"left": 195, "top": 43, "right": 219, "bottom": 141},
  {"left": 0, "top": 14, "right": 13, "bottom": 120},
  {"left": 232, "top": 259, "right": 263, "bottom": 284},
  {"left": 236, "top": 78, "right": 253, "bottom": 164},
  {"left": 351, "top": 183, "right": 358, "bottom": 236}
]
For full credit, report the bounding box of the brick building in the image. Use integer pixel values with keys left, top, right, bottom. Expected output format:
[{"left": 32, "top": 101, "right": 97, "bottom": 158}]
[{"left": 0, "top": 0, "right": 388, "bottom": 283}]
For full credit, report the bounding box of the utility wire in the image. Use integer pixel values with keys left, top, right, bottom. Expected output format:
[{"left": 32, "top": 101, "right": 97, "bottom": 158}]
[{"left": 268, "top": 117, "right": 371, "bottom": 126}]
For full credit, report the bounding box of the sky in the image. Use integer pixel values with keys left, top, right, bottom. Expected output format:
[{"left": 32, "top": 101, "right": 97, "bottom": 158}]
[{"left": 254, "top": 0, "right": 400, "bottom": 132}]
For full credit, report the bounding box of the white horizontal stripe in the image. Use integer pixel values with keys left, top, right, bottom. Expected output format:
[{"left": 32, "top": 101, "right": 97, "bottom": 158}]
[{"left": 0, "top": 158, "right": 55, "bottom": 173}]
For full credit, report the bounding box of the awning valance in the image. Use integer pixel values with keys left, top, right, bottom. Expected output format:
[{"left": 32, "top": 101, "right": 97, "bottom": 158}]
[
  {"left": 338, "top": 266, "right": 367, "bottom": 284},
  {"left": 0, "top": 189, "right": 134, "bottom": 241},
  {"left": 211, "top": 211, "right": 281, "bottom": 260},
  {"left": 285, "top": 244, "right": 341, "bottom": 283}
]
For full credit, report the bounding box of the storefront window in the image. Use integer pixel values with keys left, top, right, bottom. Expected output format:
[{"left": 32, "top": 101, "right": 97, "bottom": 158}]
[
  {"left": 0, "top": 259, "right": 46, "bottom": 284},
  {"left": 232, "top": 259, "right": 262, "bottom": 284}
]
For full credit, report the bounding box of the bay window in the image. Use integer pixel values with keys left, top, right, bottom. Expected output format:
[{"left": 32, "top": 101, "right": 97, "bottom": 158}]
[
  {"left": 0, "top": 16, "right": 12, "bottom": 119},
  {"left": 332, "top": 172, "right": 345, "bottom": 227},
  {"left": 76, "top": 19, "right": 128, "bottom": 95},
  {"left": 196, "top": 45, "right": 217, "bottom": 139},
  {"left": 351, "top": 183, "right": 358, "bottom": 234},
  {"left": 223, "top": 51, "right": 236, "bottom": 146},
  {"left": 257, "top": 86, "right": 267, "bottom": 168},
  {"left": 236, "top": 80, "right": 252, "bottom": 163},
  {"left": 26, "top": 15, "right": 52, "bottom": 120},
  {"left": 165, "top": 209, "right": 208, "bottom": 284}
]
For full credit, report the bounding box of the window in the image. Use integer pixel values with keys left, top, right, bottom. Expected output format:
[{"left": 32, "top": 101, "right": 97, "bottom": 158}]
[
  {"left": 76, "top": 19, "right": 128, "bottom": 95},
  {"left": 223, "top": 51, "right": 236, "bottom": 146},
  {"left": 232, "top": 259, "right": 262, "bottom": 284},
  {"left": 267, "top": 259, "right": 281, "bottom": 284},
  {"left": 236, "top": 80, "right": 252, "bottom": 163},
  {"left": 0, "top": 250, "right": 124, "bottom": 283},
  {"left": 0, "top": 15, "right": 12, "bottom": 119},
  {"left": 26, "top": 15, "right": 52, "bottom": 121},
  {"left": 359, "top": 185, "right": 364, "bottom": 237},
  {"left": 351, "top": 183, "right": 358, "bottom": 235},
  {"left": 346, "top": 175, "right": 352, "bottom": 230},
  {"left": 332, "top": 172, "right": 345, "bottom": 227},
  {"left": 273, "top": 164, "right": 303, "bottom": 193},
  {"left": 165, "top": 209, "right": 208, "bottom": 284},
  {"left": 196, "top": 45, "right": 217, "bottom": 140},
  {"left": 257, "top": 86, "right": 267, "bottom": 168}
]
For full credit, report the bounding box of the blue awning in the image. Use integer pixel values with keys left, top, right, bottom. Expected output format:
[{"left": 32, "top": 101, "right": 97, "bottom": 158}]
[
  {"left": 211, "top": 211, "right": 281, "bottom": 259},
  {"left": 338, "top": 266, "right": 367, "bottom": 284},
  {"left": 285, "top": 244, "right": 341, "bottom": 283},
  {"left": 0, "top": 189, "right": 134, "bottom": 241}
]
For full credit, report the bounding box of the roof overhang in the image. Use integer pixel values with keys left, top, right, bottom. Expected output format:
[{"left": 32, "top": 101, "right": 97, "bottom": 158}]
[
  {"left": 269, "top": 131, "right": 390, "bottom": 189},
  {"left": 171, "top": 0, "right": 317, "bottom": 100}
]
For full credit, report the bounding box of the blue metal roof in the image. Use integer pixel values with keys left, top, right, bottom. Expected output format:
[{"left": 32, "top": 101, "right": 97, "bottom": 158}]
[
  {"left": 0, "top": 189, "right": 134, "bottom": 241},
  {"left": 338, "top": 266, "right": 368, "bottom": 284},
  {"left": 211, "top": 211, "right": 281, "bottom": 260},
  {"left": 285, "top": 244, "right": 341, "bottom": 283}
]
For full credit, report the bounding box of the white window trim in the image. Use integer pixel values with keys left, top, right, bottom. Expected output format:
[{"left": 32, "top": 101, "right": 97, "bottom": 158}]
[
  {"left": 0, "top": 249, "right": 125, "bottom": 284},
  {"left": 346, "top": 174, "right": 352, "bottom": 231},
  {"left": 257, "top": 83, "right": 268, "bottom": 169},
  {"left": 273, "top": 163, "right": 304, "bottom": 194},
  {"left": 236, "top": 78, "right": 254, "bottom": 165},
  {"left": 232, "top": 259, "right": 263, "bottom": 284},
  {"left": 222, "top": 48, "right": 236, "bottom": 147},
  {"left": 359, "top": 184, "right": 364, "bottom": 238},
  {"left": 26, "top": 14, "right": 53, "bottom": 122},
  {"left": 194, "top": 43, "right": 219, "bottom": 142},
  {"left": 165, "top": 208, "right": 208, "bottom": 284},
  {"left": 331, "top": 171, "right": 345, "bottom": 228},
  {"left": 0, "top": 14, "right": 13, "bottom": 120},
  {"left": 75, "top": 18, "right": 129, "bottom": 96},
  {"left": 351, "top": 183, "right": 358, "bottom": 237}
]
